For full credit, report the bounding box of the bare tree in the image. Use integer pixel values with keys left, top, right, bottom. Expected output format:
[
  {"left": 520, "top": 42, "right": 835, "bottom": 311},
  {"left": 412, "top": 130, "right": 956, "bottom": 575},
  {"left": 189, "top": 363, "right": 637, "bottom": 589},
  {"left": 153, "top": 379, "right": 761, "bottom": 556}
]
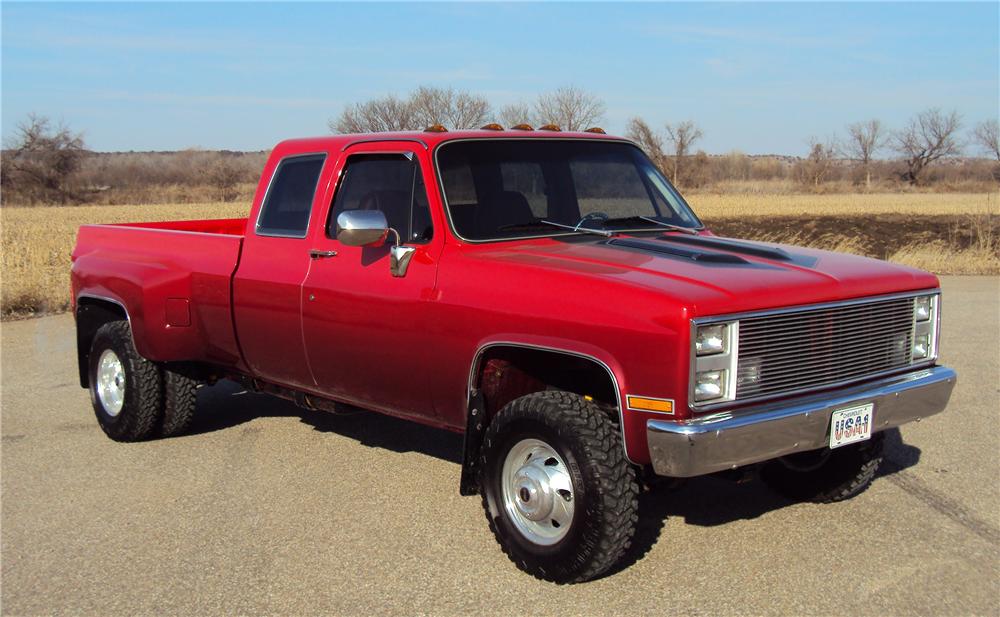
[
  {"left": 329, "top": 86, "right": 492, "bottom": 133},
  {"left": 2, "top": 114, "right": 87, "bottom": 204},
  {"left": 798, "top": 138, "right": 837, "bottom": 188},
  {"left": 972, "top": 119, "right": 999, "bottom": 161},
  {"left": 892, "top": 108, "right": 963, "bottom": 184},
  {"left": 410, "top": 86, "right": 491, "bottom": 129},
  {"left": 206, "top": 156, "right": 242, "bottom": 202},
  {"left": 845, "top": 119, "right": 885, "bottom": 189},
  {"left": 533, "top": 86, "right": 605, "bottom": 131},
  {"left": 329, "top": 95, "right": 417, "bottom": 133},
  {"left": 664, "top": 121, "right": 703, "bottom": 185},
  {"left": 625, "top": 117, "right": 667, "bottom": 169},
  {"left": 497, "top": 102, "right": 533, "bottom": 128}
]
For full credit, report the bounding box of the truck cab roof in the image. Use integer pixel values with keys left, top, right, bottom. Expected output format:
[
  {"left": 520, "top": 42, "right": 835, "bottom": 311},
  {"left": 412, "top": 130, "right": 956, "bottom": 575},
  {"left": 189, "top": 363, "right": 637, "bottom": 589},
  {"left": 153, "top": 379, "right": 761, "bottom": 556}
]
[{"left": 272, "top": 128, "right": 629, "bottom": 154}]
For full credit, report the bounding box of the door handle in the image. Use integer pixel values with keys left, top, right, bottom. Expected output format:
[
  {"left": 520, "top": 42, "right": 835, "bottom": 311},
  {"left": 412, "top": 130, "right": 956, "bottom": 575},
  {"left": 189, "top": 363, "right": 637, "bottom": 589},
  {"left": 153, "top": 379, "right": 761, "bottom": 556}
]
[{"left": 309, "top": 249, "right": 338, "bottom": 259}]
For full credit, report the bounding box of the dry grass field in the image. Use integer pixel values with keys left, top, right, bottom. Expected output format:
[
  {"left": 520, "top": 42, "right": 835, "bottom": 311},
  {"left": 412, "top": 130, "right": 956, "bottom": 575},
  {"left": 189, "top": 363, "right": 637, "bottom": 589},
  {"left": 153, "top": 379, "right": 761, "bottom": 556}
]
[
  {"left": 686, "top": 191, "right": 997, "bottom": 218},
  {"left": 2, "top": 193, "right": 998, "bottom": 319},
  {"left": 1, "top": 203, "right": 248, "bottom": 318}
]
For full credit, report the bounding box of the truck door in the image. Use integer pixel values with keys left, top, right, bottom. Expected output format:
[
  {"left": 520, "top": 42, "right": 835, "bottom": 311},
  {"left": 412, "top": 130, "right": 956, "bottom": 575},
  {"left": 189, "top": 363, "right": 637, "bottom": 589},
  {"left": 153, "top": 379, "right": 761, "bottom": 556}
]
[
  {"left": 301, "top": 143, "right": 444, "bottom": 419},
  {"left": 233, "top": 151, "right": 333, "bottom": 390}
]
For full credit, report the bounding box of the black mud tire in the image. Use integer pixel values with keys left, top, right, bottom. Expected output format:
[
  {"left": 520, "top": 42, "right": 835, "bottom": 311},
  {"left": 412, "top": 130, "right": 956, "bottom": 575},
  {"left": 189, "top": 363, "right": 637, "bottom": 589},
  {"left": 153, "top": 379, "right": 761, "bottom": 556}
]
[
  {"left": 479, "top": 391, "right": 639, "bottom": 584},
  {"left": 160, "top": 369, "right": 199, "bottom": 438},
  {"left": 760, "top": 432, "right": 885, "bottom": 503},
  {"left": 88, "top": 321, "right": 163, "bottom": 442}
]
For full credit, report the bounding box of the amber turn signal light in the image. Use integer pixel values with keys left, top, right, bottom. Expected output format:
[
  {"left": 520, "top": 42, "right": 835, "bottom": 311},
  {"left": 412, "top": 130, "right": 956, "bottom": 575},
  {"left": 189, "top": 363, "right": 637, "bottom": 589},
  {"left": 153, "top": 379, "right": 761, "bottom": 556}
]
[{"left": 626, "top": 395, "right": 674, "bottom": 414}]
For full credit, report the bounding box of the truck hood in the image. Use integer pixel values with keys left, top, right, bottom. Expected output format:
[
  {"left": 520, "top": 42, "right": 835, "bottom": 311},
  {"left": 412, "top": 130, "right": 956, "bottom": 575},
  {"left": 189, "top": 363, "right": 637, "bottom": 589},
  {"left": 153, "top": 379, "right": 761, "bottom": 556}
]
[{"left": 468, "top": 233, "right": 939, "bottom": 317}]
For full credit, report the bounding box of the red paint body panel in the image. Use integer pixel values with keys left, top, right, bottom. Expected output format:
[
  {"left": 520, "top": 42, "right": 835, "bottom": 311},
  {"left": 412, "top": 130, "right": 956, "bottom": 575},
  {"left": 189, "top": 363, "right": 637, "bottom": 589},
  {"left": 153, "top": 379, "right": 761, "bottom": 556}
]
[
  {"left": 300, "top": 140, "right": 446, "bottom": 420},
  {"left": 70, "top": 130, "right": 942, "bottom": 466},
  {"left": 71, "top": 222, "right": 245, "bottom": 370}
]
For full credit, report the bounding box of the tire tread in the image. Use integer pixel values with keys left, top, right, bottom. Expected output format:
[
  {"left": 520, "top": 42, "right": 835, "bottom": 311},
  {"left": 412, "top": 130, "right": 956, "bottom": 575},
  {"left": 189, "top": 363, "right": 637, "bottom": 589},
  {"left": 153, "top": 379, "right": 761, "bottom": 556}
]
[
  {"left": 161, "top": 369, "right": 198, "bottom": 437},
  {"left": 479, "top": 391, "right": 639, "bottom": 583}
]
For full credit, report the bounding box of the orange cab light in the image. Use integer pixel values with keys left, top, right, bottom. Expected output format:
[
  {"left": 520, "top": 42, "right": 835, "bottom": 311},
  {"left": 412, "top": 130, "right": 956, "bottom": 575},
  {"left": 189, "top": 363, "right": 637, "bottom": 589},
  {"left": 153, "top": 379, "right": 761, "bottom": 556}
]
[
  {"left": 424, "top": 124, "right": 448, "bottom": 133},
  {"left": 584, "top": 127, "right": 606, "bottom": 134},
  {"left": 539, "top": 124, "right": 561, "bottom": 132},
  {"left": 510, "top": 123, "right": 534, "bottom": 131},
  {"left": 480, "top": 123, "right": 504, "bottom": 131}
]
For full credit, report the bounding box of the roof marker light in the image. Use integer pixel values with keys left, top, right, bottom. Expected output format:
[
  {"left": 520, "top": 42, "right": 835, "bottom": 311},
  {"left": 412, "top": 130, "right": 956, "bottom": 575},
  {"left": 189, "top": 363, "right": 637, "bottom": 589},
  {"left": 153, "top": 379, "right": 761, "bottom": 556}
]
[
  {"left": 584, "top": 127, "right": 606, "bottom": 134},
  {"left": 424, "top": 124, "right": 448, "bottom": 133},
  {"left": 539, "top": 124, "right": 561, "bottom": 132},
  {"left": 480, "top": 123, "right": 504, "bottom": 131},
  {"left": 510, "top": 123, "right": 534, "bottom": 131}
]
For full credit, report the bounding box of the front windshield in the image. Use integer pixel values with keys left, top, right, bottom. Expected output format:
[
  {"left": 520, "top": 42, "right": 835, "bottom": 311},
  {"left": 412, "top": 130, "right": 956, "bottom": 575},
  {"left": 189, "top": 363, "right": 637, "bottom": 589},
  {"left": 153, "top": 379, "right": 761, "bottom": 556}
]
[{"left": 436, "top": 139, "right": 702, "bottom": 241}]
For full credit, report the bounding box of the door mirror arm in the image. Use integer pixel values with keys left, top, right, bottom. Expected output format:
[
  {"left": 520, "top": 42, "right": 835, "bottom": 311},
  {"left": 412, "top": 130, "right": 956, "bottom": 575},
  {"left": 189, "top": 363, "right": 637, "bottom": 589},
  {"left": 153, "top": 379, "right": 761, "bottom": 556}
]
[{"left": 387, "top": 228, "right": 416, "bottom": 278}]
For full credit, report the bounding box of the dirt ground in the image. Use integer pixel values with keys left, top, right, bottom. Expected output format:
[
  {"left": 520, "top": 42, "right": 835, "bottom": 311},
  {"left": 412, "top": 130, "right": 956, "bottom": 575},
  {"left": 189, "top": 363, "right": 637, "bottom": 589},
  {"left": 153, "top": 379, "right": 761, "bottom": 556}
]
[{"left": 706, "top": 214, "right": 999, "bottom": 259}]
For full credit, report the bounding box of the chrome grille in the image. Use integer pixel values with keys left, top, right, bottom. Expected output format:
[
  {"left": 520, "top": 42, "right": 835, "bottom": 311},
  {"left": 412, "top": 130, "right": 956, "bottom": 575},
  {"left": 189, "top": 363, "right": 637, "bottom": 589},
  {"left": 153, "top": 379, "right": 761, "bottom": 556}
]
[{"left": 736, "top": 297, "right": 915, "bottom": 399}]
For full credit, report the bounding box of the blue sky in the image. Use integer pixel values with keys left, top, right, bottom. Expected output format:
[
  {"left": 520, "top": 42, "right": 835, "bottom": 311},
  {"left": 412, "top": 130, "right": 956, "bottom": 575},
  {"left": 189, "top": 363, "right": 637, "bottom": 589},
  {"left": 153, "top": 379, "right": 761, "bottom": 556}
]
[{"left": 2, "top": 2, "right": 997, "bottom": 154}]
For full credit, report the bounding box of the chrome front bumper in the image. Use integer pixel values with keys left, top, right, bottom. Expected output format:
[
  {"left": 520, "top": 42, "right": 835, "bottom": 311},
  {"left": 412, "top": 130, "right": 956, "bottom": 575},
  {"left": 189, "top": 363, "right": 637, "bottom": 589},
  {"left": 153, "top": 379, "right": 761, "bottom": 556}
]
[{"left": 647, "top": 366, "right": 956, "bottom": 477}]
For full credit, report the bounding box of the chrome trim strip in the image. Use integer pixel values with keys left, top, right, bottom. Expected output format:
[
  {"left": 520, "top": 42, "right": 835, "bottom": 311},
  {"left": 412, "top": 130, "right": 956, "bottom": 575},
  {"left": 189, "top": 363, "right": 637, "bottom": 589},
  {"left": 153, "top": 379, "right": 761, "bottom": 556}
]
[
  {"left": 254, "top": 152, "right": 328, "bottom": 239},
  {"left": 467, "top": 341, "right": 634, "bottom": 464},
  {"left": 431, "top": 137, "right": 703, "bottom": 245},
  {"left": 690, "top": 289, "right": 941, "bottom": 412},
  {"left": 648, "top": 365, "right": 956, "bottom": 477},
  {"left": 77, "top": 293, "right": 131, "bottom": 325},
  {"left": 692, "top": 288, "right": 941, "bottom": 324},
  {"left": 76, "top": 293, "right": 140, "bottom": 353}
]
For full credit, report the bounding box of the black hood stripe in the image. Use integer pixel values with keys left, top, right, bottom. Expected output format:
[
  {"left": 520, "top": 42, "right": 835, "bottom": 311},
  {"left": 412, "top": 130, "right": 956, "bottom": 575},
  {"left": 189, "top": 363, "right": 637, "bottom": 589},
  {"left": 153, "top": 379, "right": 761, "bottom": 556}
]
[
  {"left": 605, "top": 238, "right": 750, "bottom": 264},
  {"left": 657, "top": 234, "right": 792, "bottom": 261}
]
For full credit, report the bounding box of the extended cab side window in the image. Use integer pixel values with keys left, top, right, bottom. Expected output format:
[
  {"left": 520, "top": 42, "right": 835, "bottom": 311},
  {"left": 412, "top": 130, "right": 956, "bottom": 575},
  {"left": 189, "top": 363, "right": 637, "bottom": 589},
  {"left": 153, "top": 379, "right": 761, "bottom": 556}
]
[
  {"left": 328, "top": 154, "right": 433, "bottom": 244},
  {"left": 255, "top": 154, "right": 326, "bottom": 238}
]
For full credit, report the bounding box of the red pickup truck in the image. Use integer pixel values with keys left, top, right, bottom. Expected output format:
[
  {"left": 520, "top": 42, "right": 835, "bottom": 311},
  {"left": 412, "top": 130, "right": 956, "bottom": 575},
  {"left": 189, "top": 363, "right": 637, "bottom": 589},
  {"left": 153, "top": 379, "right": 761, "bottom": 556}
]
[{"left": 71, "top": 127, "right": 956, "bottom": 582}]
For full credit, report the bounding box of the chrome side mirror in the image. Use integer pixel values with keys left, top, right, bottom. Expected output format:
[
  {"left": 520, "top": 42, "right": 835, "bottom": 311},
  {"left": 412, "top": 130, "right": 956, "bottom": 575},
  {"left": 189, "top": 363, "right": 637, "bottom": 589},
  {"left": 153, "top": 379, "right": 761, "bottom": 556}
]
[
  {"left": 336, "top": 210, "right": 389, "bottom": 247},
  {"left": 335, "top": 209, "right": 416, "bottom": 277}
]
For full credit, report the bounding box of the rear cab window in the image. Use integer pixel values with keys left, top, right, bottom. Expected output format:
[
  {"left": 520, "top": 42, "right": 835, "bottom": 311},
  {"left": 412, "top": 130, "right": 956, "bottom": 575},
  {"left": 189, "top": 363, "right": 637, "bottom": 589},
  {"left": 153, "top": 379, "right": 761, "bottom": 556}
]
[{"left": 256, "top": 153, "right": 327, "bottom": 238}]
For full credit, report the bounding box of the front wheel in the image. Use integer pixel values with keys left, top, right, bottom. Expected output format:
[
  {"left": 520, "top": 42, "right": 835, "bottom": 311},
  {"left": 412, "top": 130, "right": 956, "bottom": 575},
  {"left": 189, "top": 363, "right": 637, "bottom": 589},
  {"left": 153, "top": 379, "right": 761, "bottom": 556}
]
[
  {"left": 479, "top": 391, "right": 639, "bottom": 583},
  {"left": 760, "top": 432, "right": 885, "bottom": 503}
]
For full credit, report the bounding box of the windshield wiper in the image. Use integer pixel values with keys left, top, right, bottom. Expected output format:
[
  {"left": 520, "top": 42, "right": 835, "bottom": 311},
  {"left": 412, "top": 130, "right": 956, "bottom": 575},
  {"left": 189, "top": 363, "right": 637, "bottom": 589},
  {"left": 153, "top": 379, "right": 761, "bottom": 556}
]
[
  {"left": 602, "top": 216, "right": 701, "bottom": 235},
  {"left": 497, "top": 219, "right": 613, "bottom": 237}
]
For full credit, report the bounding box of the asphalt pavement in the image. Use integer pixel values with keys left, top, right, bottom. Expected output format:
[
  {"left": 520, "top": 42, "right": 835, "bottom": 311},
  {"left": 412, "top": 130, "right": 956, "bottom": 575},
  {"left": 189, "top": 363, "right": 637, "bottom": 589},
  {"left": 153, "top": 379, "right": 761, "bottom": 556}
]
[{"left": 2, "top": 276, "right": 997, "bottom": 616}]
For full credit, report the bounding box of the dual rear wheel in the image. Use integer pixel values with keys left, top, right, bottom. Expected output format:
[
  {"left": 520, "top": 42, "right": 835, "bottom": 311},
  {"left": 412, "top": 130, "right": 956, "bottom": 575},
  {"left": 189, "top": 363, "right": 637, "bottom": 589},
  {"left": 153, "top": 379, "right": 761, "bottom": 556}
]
[{"left": 88, "top": 321, "right": 199, "bottom": 441}]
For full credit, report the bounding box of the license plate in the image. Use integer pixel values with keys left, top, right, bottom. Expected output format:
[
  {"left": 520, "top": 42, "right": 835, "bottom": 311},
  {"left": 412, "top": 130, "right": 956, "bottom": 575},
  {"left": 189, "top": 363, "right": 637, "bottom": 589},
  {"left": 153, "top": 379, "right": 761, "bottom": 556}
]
[{"left": 829, "top": 403, "right": 874, "bottom": 449}]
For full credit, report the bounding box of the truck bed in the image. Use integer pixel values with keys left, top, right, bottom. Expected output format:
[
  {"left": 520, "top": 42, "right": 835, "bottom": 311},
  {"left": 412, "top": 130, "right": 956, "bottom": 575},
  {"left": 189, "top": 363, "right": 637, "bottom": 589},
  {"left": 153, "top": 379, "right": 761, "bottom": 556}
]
[{"left": 71, "top": 218, "right": 247, "bottom": 369}]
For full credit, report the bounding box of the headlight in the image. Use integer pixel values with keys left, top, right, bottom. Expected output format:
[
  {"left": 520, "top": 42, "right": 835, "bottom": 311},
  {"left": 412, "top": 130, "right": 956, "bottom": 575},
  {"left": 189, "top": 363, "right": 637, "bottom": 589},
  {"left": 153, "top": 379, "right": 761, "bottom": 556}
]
[
  {"left": 691, "top": 319, "right": 738, "bottom": 407},
  {"left": 694, "top": 370, "right": 726, "bottom": 401},
  {"left": 911, "top": 294, "right": 939, "bottom": 362},
  {"left": 914, "top": 296, "right": 932, "bottom": 322},
  {"left": 695, "top": 324, "right": 727, "bottom": 356}
]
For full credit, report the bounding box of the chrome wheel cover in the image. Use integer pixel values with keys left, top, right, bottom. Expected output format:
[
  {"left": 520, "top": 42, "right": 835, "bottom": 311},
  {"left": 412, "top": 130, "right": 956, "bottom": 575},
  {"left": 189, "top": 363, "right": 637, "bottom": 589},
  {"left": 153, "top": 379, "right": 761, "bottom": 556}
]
[
  {"left": 96, "top": 349, "right": 126, "bottom": 417},
  {"left": 501, "top": 438, "right": 575, "bottom": 546}
]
